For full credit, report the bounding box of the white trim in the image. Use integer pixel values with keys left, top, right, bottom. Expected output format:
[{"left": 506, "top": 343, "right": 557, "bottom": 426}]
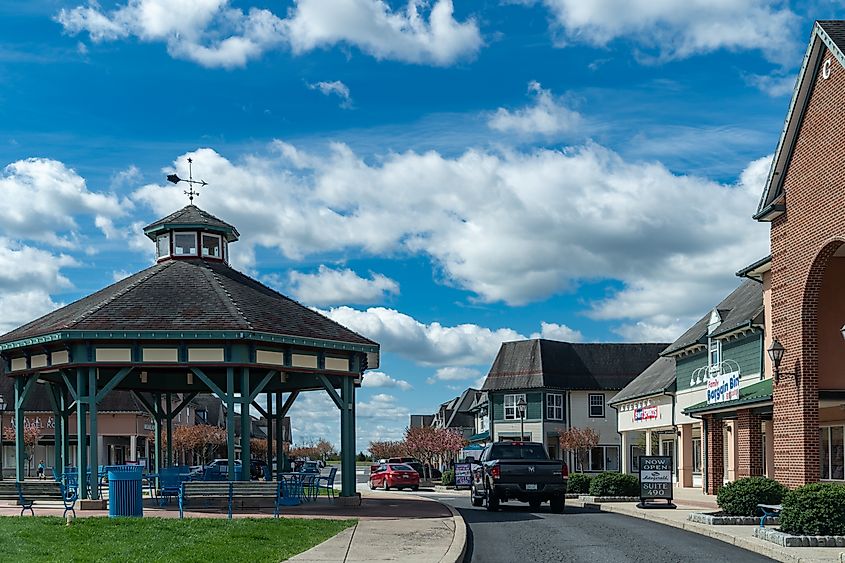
[
  {"left": 201, "top": 232, "right": 223, "bottom": 258},
  {"left": 173, "top": 231, "right": 198, "bottom": 256},
  {"left": 156, "top": 233, "right": 171, "bottom": 259},
  {"left": 504, "top": 393, "right": 526, "bottom": 420}
]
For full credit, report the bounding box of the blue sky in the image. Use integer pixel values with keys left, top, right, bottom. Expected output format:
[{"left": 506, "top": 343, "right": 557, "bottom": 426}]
[{"left": 0, "top": 0, "right": 836, "bottom": 450}]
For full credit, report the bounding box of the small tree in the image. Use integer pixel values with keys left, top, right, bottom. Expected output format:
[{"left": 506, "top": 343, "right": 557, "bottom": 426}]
[
  {"left": 250, "top": 438, "right": 269, "bottom": 461},
  {"left": 368, "top": 440, "right": 406, "bottom": 460},
  {"left": 559, "top": 427, "right": 600, "bottom": 472},
  {"left": 4, "top": 424, "right": 44, "bottom": 476},
  {"left": 404, "top": 426, "right": 439, "bottom": 478}
]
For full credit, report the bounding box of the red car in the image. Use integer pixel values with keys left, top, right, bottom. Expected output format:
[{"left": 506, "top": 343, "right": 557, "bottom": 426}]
[{"left": 369, "top": 463, "right": 420, "bottom": 491}]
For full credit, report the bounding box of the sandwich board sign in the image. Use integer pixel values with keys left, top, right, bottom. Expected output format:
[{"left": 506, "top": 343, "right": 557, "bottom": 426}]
[
  {"left": 637, "top": 456, "right": 676, "bottom": 509},
  {"left": 454, "top": 463, "right": 473, "bottom": 489}
]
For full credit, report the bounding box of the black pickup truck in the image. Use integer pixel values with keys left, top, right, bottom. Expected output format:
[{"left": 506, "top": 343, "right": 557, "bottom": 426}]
[{"left": 471, "top": 441, "right": 568, "bottom": 513}]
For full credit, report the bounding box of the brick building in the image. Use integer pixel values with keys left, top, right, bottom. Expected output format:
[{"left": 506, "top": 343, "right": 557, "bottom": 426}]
[{"left": 754, "top": 20, "right": 845, "bottom": 488}]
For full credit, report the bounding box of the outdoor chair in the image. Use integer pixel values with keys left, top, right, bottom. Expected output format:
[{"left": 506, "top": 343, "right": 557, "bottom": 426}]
[
  {"left": 158, "top": 468, "right": 188, "bottom": 506},
  {"left": 300, "top": 473, "right": 319, "bottom": 502},
  {"left": 315, "top": 467, "right": 337, "bottom": 499}
]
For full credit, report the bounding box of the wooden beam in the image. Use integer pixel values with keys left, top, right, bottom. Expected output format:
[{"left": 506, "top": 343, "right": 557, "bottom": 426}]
[
  {"left": 251, "top": 400, "right": 268, "bottom": 419},
  {"left": 190, "top": 367, "right": 227, "bottom": 400},
  {"left": 171, "top": 392, "right": 198, "bottom": 417},
  {"left": 316, "top": 374, "right": 342, "bottom": 410},
  {"left": 279, "top": 391, "right": 300, "bottom": 418},
  {"left": 247, "top": 370, "right": 277, "bottom": 403},
  {"left": 15, "top": 374, "right": 38, "bottom": 410},
  {"left": 95, "top": 367, "right": 134, "bottom": 403},
  {"left": 60, "top": 370, "right": 77, "bottom": 401}
]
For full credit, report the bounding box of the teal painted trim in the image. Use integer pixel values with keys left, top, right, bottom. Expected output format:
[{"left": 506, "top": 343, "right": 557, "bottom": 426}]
[
  {"left": 172, "top": 392, "right": 198, "bottom": 417},
  {"left": 251, "top": 400, "right": 268, "bottom": 419},
  {"left": 279, "top": 391, "right": 299, "bottom": 418},
  {"left": 190, "top": 367, "right": 226, "bottom": 399},
  {"left": 15, "top": 375, "right": 38, "bottom": 410},
  {"left": 240, "top": 368, "right": 251, "bottom": 481},
  {"left": 95, "top": 366, "right": 134, "bottom": 403},
  {"left": 317, "top": 374, "right": 342, "bottom": 409},
  {"left": 0, "top": 330, "right": 378, "bottom": 354},
  {"left": 60, "top": 371, "right": 77, "bottom": 401},
  {"left": 248, "top": 369, "right": 277, "bottom": 403},
  {"left": 131, "top": 391, "right": 158, "bottom": 420},
  {"left": 143, "top": 223, "right": 237, "bottom": 241},
  {"left": 226, "top": 368, "right": 236, "bottom": 482},
  {"left": 89, "top": 367, "right": 99, "bottom": 500}
]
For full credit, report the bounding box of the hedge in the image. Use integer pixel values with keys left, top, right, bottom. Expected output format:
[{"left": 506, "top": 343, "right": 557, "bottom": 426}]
[
  {"left": 716, "top": 477, "right": 787, "bottom": 517},
  {"left": 588, "top": 472, "right": 639, "bottom": 497},
  {"left": 779, "top": 483, "right": 845, "bottom": 536},
  {"left": 441, "top": 469, "right": 455, "bottom": 486},
  {"left": 567, "top": 473, "right": 593, "bottom": 495}
]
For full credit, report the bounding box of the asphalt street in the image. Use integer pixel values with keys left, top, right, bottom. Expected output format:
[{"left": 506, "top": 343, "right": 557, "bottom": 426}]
[{"left": 421, "top": 493, "right": 775, "bottom": 563}]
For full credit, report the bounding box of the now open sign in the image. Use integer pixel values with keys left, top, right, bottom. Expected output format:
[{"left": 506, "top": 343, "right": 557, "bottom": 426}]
[{"left": 637, "top": 456, "right": 675, "bottom": 509}]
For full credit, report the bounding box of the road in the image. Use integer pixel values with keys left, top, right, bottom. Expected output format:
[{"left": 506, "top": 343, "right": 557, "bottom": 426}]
[{"left": 415, "top": 492, "right": 774, "bottom": 563}]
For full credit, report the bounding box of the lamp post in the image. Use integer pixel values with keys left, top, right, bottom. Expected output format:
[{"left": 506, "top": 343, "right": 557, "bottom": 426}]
[
  {"left": 767, "top": 338, "right": 790, "bottom": 384},
  {"left": 516, "top": 397, "right": 527, "bottom": 441},
  {"left": 0, "top": 394, "right": 6, "bottom": 481}
]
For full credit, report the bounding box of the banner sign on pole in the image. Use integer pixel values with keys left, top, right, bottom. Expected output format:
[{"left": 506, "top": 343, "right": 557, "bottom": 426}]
[
  {"left": 637, "top": 455, "right": 676, "bottom": 509},
  {"left": 707, "top": 371, "right": 740, "bottom": 405}
]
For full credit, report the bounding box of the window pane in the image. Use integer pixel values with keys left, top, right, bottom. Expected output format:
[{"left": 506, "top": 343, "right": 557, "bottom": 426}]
[
  {"left": 590, "top": 447, "right": 604, "bottom": 471},
  {"left": 692, "top": 439, "right": 701, "bottom": 473},
  {"left": 174, "top": 233, "right": 197, "bottom": 255},
  {"left": 631, "top": 446, "right": 645, "bottom": 472},
  {"left": 606, "top": 446, "right": 619, "bottom": 471},
  {"left": 202, "top": 234, "right": 220, "bottom": 257},
  {"left": 156, "top": 234, "right": 169, "bottom": 257},
  {"left": 832, "top": 427, "right": 844, "bottom": 480},
  {"left": 821, "top": 427, "right": 830, "bottom": 480}
]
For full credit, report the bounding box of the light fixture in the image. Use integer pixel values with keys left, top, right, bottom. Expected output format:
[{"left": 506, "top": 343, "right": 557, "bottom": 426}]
[
  {"left": 280, "top": 372, "right": 288, "bottom": 383},
  {"left": 140, "top": 371, "right": 148, "bottom": 384},
  {"left": 187, "top": 372, "right": 194, "bottom": 385},
  {"left": 766, "top": 339, "right": 796, "bottom": 385}
]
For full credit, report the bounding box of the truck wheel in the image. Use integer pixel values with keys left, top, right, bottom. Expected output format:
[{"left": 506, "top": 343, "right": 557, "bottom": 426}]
[
  {"left": 471, "top": 486, "right": 483, "bottom": 507},
  {"left": 486, "top": 490, "right": 499, "bottom": 512},
  {"left": 529, "top": 499, "right": 542, "bottom": 510},
  {"left": 550, "top": 497, "right": 565, "bottom": 514}
]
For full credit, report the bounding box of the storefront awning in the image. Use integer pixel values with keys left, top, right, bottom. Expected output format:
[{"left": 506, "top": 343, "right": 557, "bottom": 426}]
[
  {"left": 683, "top": 378, "right": 773, "bottom": 416},
  {"left": 468, "top": 430, "right": 489, "bottom": 443}
]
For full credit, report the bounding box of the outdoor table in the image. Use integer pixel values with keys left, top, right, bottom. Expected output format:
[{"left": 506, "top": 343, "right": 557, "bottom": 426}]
[{"left": 279, "top": 472, "right": 314, "bottom": 502}]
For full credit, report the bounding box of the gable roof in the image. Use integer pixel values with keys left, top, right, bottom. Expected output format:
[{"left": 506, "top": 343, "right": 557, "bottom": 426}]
[
  {"left": 444, "top": 388, "right": 480, "bottom": 428},
  {"left": 482, "top": 340, "right": 668, "bottom": 392},
  {"left": 144, "top": 205, "right": 240, "bottom": 241},
  {"left": 756, "top": 21, "right": 845, "bottom": 221},
  {"left": 608, "top": 356, "right": 676, "bottom": 406},
  {"left": 0, "top": 258, "right": 376, "bottom": 349},
  {"left": 662, "top": 280, "right": 763, "bottom": 356}
]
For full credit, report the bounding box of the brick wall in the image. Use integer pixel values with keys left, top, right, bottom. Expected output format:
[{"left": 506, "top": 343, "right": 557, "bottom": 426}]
[
  {"left": 705, "top": 415, "right": 724, "bottom": 495},
  {"left": 736, "top": 410, "right": 763, "bottom": 477},
  {"left": 769, "top": 46, "right": 845, "bottom": 488}
]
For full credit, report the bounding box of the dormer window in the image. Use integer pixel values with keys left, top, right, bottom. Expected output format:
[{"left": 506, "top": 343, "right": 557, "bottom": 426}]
[
  {"left": 156, "top": 234, "right": 170, "bottom": 259},
  {"left": 174, "top": 232, "right": 198, "bottom": 256},
  {"left": 201, "top": 233, "right": 222, "bottom": 258}
]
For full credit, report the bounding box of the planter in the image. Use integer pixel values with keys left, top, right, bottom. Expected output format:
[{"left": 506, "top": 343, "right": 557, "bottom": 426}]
[
  {"left": 753, "top": 527, "right": 845, "bottom": 547},
  {"left": 688, "top": 512, "right": 778, "bottom": 526},
  {"left": 578, "top": 495, "right": 639, "bottom": 503}
]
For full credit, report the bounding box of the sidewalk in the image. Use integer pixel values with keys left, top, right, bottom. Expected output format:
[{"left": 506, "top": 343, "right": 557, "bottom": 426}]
[{"left": 571, "top": 495, "right": 843, "bottom": 563}]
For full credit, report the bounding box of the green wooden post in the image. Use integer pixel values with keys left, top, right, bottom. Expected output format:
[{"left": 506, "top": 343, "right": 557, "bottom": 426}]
[
  {"left": 340, "top": 376, "right": 356, "bottom": 497},
  {"left": 275, "top": 393, "right": 284, "bottom": 478},
  {"left": 88, "top": 367, "right": 99, "bottom": 501},
  {"left": 226, "top": 368, "right": 235, "bottom": 481},
  {"left": 76, "top": 368, "right": 88, "bottom": 499},
  {"left": 266, "top": 392, "right": 273, "bottom": 480},
  {"left": 165, "top": 393, "right": 173, "bottom": 467},
  {"left": 14, "top": 377, "right": 25, "bottom": 481},
  {"left": 240, "top": 368, "right": 251, "bottom": 481},
  {"left": 49, "top": 386, "right": 62, "bottom": 477},
  {"left": 153, "top": 393, "right": 162, "bottom": 476}
]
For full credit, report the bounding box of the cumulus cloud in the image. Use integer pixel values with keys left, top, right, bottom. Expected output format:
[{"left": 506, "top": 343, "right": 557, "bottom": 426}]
[
  {"left": 531, "top": 321, "right": 583, "bottom": 342},
  {"left": 361, "top": 370, "right": 413, "bottom": 391},
  {"left": 427, "top": 366, "right": 481, "bottom": 384},
  {"left": 0, "top": 158, "right": 123, "bottom": 246},
  {"left": 539, "top": 0, "right": 800, "bottom": 64},
  {"left": 743, "top": 72, "right": 796, "bottom": 98},
  {"left": 489, "top": 81, "right": 583, "bottom": 137},
  {"left": 287, "top": 265, "right": 399, "bottom": 306},
  {"left": 307, "top": 80, "right": 352, "bottom": 108},
  {"left": 56, "top": 0, "right": 481, "bottom": 67}
]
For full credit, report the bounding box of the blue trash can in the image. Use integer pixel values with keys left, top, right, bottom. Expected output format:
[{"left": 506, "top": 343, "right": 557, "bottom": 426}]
[{"left": 108, "top": 466, "right": 144, "bottom": 517}]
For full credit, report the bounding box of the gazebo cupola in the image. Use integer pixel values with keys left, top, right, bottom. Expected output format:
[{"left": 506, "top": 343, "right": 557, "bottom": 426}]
[{"left": 143, "top": 205, "right": 240, "bottom": 264}]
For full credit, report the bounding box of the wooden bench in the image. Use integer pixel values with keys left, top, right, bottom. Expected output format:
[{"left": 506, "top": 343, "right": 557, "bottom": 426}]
[
  {"left": 0, "top": 481, "right": 77, "bottom": 517},
  {"left": 757, "top": 503, "right": 782, "bottom": 527},
  {"left": 178, "top": 481, "right": 284, "bottom": 519}
]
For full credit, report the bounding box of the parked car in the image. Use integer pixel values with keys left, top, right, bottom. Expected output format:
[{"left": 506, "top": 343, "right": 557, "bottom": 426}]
[
  {"left": 471, "top": 441, "right": 568, "bottom": 513},
  {"left": 203, "top": 459, "right": 265, "bottom": 480},
  {"left": 369, "top": 463, "right": 420, "bottom": 491},
  {"left": 301, "top": 461, "right": 320, "bottom": 474},
  {"left": 386, "top": 457, "right": 426, "bottom": 478}
]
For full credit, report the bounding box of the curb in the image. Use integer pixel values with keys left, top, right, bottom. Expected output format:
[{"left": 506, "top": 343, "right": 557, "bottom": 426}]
[
  {"left": 438, "top": 501, "right": 468, "bottom": 563},
  {"left": 571, "top": 500, "right": 841, "bottom": 563}
]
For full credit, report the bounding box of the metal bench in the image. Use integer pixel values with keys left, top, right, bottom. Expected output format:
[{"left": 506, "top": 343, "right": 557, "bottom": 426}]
[
  {"left": 757, "top": 503, "right": 782, "bottom": 527},
  {"left": 0, "top": 481, "right": 77, "bottom": 517},
  {"left": 178, "top": 481, "right": 285, "bottom": 519}
]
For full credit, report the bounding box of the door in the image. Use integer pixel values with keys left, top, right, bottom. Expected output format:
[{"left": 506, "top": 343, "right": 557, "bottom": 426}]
[{"left": 660, "top": 439, "right": 675, "bottom": 479}]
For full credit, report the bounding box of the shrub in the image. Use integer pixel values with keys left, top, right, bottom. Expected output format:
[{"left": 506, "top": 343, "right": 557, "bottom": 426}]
[
  {"left": 441, "top": 469, "right": 455, "bottom": 486},
  {"left": 567, "top": 473, "right": 593, "bottom": 494},
  {"left": 779, "top": 483, "right": 845, "bottom": 536},
  {"left": 588, "top": 472, "right": 639, "bottom": 497},
  {"left": 716, "top": 477, "right": 787, "bottom": 517}
]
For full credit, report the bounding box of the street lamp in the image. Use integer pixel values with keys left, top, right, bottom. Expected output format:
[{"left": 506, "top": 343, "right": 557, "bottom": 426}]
[
  {"left": 767, "top": 338, "right": 797, "bottom": 385},
  {"left": 0, "top": 394, "right": 6, "bottom": 481},
  {"left": 516, "top": 397, "right": 527, "bottom": 441}
]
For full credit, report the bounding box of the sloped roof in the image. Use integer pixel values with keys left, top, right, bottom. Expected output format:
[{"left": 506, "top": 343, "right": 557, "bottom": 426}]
[
  {"left": 0, "top": 258, "right": 376, "bottom": 348},
  {"left": 608, "top": 356, "right": 676, "bottom": 406},
  {"left": 482, "top": 340, "right": 667, "bottom": 392},
  {"left": 144, "top": 205, "right": 240, "bottom": 241},
  {"left": 662, "top": 280, "right": 763, "bottom": 355},
  {"left": 757, "top": 21, "right": 845, "bottom": 220},
  {"left": 445, "top": 388, "right": 480, "bottom": 428}
]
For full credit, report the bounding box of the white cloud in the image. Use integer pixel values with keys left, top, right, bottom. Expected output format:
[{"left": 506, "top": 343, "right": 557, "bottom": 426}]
[
  {"left": 530, "top": 321, "right": 582, "bottom": 342},
  {"left": 361, "top": 370, "right": 413, "bottom": 391},
  {"left": 287, "top": 265, "right": 398, "bottom": 306},
  {"left": 427, "top": 366, "right": 481, "bottom": 384},
  {"left": 0, "top": 158, "right": 123, "bottom": 246},
  {"left": 743, "top": 72, "right": 796, "bottom": 98},
  {"left": 57, "top": 0, "right": 481, "bottom": 67},
  {"left": 307, "top": 80, "right": 352, "bottom": 109},
  {"left": 320, "top": 306, "right": 524, "bottom": 366},
  {"left": 538, "top": 0, "right": 800, "bottom": 64},
  {"left": 284, "top": 0, "right": 482, "bottom": 66},
  {"left": 488, "top": 81, "right": 582, "bottom": 137}
]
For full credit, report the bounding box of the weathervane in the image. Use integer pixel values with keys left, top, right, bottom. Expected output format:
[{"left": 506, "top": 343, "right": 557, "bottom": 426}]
[{"left": 166, "top": 157, "right": 208, "bottom": 204}]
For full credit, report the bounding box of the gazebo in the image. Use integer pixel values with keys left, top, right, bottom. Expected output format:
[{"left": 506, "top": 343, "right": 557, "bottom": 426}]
[{"left": 0, "top": 204, "right": 378, "bottom": 502}]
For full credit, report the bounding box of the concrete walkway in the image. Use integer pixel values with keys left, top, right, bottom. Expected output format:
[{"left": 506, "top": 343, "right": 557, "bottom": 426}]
[{"left": 572, "top": 496, "right": 842, "bottom": 563}]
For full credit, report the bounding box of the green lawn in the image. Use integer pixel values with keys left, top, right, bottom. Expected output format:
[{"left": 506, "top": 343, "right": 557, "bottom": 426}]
[{"left": 0, "top": 516, "right": 355, "bottom": 563}]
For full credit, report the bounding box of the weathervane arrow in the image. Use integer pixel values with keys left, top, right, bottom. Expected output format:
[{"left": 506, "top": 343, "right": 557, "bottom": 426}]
[{"left": 166, "top": 158, "right": 208, "bottom": 203}]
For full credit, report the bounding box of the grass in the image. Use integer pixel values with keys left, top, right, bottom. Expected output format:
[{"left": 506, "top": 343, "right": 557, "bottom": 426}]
[{"left": 0, "top": 516, "right": 355, "bottom": 563}]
